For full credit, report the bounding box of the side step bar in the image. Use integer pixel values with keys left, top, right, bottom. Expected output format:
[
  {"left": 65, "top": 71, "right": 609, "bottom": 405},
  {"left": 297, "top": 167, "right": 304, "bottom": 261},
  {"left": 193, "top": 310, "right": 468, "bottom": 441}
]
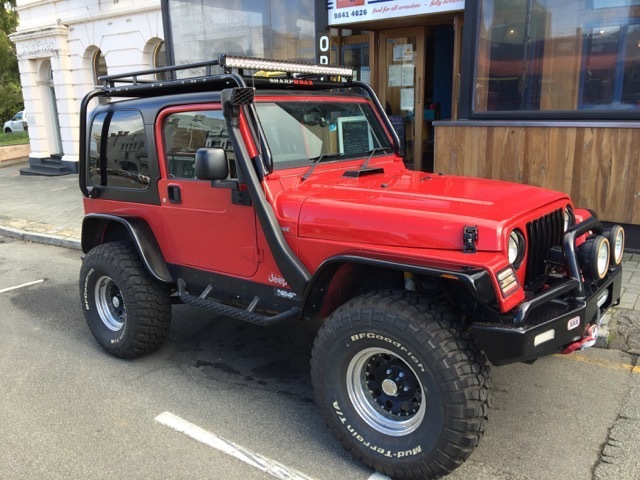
[{"left": 177, "top": 279, "right": 300, "bottom": 326}]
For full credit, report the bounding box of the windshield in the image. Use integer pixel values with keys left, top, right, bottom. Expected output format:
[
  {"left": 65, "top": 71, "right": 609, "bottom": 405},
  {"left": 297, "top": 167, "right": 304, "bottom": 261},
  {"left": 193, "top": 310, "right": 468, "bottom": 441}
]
[{"left": 255, "top": 99, "right": 393, "bottom": 170}]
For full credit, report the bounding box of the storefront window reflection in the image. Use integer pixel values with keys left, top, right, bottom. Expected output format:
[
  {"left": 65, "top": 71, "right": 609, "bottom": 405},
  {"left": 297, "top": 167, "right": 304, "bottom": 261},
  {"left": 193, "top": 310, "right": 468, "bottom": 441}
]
[
  {"left": 167, "top": 0, "right": 316, "bottom": 74},
  {"left": 474, "top": 0, "right": 640, "bottom": 113}
]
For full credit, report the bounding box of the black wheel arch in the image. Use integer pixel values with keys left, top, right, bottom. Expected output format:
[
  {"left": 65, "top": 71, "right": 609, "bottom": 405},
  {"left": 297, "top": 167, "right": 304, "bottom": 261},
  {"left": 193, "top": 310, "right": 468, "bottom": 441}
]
[
  {"left": 81, "top": 213, "right": 172, "bottom": 284},
  {"left": 302, "top": 254, "right": 498, "bottom": 320}
]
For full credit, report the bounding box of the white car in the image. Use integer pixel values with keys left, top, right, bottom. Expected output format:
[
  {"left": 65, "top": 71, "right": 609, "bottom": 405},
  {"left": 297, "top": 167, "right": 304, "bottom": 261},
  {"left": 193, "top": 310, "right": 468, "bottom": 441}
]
[{"left": 3, "top": 111, "right": 27, "bottom": 133}]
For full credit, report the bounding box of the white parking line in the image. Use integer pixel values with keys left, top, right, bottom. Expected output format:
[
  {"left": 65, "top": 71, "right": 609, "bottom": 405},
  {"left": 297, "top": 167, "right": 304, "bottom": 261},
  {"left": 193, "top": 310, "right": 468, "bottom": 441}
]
[
  {"left": 367, "top": 473, "right": 391, "bottom": 480},
  {"left": 0, "top": 279, "right": 44, "bottom": 293},
  {"left": 155, "top": 411, "right": 317, "bottom": 480}
]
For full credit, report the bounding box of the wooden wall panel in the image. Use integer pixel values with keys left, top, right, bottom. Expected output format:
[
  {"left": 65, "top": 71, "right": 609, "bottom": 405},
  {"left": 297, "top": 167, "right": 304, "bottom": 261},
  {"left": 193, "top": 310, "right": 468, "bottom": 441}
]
[{"left": 435, "top": 125, "right": 640, "bottom": 224}]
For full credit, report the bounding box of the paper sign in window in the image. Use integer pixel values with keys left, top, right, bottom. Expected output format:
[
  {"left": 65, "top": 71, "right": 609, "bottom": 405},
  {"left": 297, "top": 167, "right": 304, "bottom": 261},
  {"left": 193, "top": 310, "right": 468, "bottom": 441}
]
[{"left": 338, "top": 116, "right": 373, "bottom": 155}]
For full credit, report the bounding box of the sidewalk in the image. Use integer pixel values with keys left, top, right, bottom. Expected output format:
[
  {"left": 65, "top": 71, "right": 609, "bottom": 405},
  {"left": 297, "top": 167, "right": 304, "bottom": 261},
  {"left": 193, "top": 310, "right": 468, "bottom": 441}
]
[
  {"left": 0, "top": 161, "right": 639, "bottom": 352},
  {"left": 0, "top": 162, "right": 82, "bottom": 249}
]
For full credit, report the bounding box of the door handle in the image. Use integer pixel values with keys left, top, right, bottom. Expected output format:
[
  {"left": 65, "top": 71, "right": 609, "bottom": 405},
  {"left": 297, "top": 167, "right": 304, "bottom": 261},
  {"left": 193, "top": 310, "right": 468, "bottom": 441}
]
[{"left": 168, "top": 185, "right": 182, "bottom": 204}]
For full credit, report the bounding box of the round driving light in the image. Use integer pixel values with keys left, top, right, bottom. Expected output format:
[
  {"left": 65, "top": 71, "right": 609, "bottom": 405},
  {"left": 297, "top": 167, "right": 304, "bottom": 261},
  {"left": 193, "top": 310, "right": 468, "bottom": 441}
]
[
  {"left": 596, "top": 238, "right": 609, "bottom": 278},
  {"left": 604, "top": 225, "right": 625, "bottom": 266},
  {"left": 508, "top": 230, "right": 525, "bottom": 269},
  {"left": 578, "top": 235, "right": 610, "bottom": 281}
]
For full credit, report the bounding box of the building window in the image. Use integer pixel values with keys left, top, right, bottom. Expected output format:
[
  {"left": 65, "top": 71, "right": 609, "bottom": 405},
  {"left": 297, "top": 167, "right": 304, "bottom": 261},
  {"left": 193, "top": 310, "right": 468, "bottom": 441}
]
[
  {"left": 153, "top": 41, "right": 169, "bottom": 81},
  {"left": 89, "top": 110, "right": 150, "bottom": 189},
  {"left": 472, "top": 0, "right": 640, "bottom": 115},
  {"left": 166, "top": 0, "right": 317, "bottom": 72},
  {"left": 581, "top": 23, "right": 640, "bottom": 108},
  {"left": 92, "top": 49, "right": 108, "bottom": 85}
]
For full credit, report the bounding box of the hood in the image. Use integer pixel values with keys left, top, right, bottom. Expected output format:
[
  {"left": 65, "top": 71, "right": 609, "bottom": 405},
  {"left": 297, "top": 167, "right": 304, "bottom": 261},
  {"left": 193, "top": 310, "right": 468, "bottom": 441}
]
[{"left": 290, "top": 169, "right": 568, "bottom": 252}]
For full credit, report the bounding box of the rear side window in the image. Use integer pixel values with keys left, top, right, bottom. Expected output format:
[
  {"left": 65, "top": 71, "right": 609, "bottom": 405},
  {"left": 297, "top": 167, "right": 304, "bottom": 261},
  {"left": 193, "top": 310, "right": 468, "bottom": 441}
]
[
  {"left": 162, "top": 109, "right": 236, "bottom": 179},
  {"left": 89, "top": 110, "right": 150, "bottom": 189}
]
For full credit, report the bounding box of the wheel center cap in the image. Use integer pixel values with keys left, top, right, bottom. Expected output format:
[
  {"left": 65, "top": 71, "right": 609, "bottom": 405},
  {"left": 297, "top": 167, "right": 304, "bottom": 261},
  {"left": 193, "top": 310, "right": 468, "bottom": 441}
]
[
  {"left": 112, "top": 296, "right": 121, "bottom": 308},
  {"left": 381, "top": 378, "right": 398, "bottom": 396}
]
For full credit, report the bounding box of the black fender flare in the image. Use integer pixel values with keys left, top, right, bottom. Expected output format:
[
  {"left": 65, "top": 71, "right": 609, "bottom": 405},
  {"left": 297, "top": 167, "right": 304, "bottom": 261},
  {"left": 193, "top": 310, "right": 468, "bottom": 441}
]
[
  {"left": 81, "top": 214, "right": 172, "bottom": 284},
  {"left": 302, "top": 254, "right": 497, "bottom": 318}
]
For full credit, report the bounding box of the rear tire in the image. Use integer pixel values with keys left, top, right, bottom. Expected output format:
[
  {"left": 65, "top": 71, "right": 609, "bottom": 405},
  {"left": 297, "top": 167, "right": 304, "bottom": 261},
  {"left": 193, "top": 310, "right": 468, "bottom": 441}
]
[
  {"left": 310, "top": 291, "right": 490, "bottom": 479},
  {"left": 79, "top": 241, "right": 171, "bottom": 358}
]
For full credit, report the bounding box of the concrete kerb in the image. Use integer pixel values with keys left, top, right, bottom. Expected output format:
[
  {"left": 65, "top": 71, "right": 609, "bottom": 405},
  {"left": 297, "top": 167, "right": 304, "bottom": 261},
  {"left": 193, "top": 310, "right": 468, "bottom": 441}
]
[
  {"left": 0, "top": 225, "right": 81, "bottom": 250},
  {"left": 0, "top": 144, "right": 30, "bottom": 167},
  {"left": 0, "top": 157, "right": 28, "bottom": 168}
]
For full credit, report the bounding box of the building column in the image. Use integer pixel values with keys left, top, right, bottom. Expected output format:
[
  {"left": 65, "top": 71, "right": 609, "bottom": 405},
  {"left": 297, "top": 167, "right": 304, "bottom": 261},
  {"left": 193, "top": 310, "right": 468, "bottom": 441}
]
[
  {"left": 50, "top": 43, "right": 78, "bottom": 165},
  {"left": 10, "top": 26, "right": 78, "bottom": 171},
  {"left": 14, "top": 56, "right": 46, "bottom": 159}
]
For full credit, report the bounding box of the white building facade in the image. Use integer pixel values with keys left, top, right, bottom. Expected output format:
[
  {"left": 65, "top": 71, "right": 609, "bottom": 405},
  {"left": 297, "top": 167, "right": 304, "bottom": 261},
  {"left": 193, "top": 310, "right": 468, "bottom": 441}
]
[{"left": 10, "top": 0, "right": 164, "bottom": 174}]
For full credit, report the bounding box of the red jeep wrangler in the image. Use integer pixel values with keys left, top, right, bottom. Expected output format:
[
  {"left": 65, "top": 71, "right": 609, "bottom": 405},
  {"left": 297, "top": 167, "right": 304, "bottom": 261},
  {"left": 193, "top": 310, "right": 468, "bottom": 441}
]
[{"left": 79, "top": 55, "right": 624, "bottom": 479}]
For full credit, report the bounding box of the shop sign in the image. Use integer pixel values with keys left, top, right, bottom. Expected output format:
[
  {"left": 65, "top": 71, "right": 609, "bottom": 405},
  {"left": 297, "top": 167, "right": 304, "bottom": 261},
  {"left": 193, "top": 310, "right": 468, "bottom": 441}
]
[
  {"left": 317, "top": 31, "right": 331, "bottom": 64},
  {"left": 328, "top": 0, "right": 464, "bottom": 26}
]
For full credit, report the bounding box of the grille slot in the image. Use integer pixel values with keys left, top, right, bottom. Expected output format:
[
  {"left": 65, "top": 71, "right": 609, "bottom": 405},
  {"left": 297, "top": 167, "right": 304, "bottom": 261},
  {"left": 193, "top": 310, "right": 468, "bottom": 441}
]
[{"left": 525, "top": 208, "right": 564, "bottom": 289}]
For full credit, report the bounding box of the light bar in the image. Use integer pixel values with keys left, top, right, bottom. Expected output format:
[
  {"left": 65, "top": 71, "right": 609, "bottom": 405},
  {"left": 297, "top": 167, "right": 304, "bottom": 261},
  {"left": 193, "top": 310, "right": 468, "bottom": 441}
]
[{"left": 219, "top": 55, "right": 354, "bottom": 79}]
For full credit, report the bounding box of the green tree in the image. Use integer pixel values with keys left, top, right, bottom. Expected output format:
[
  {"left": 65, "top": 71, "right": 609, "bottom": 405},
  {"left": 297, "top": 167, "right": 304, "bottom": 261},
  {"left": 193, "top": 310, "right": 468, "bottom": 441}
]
[{"left": 0, "top": 0, "right": 23, "bottom": 125}]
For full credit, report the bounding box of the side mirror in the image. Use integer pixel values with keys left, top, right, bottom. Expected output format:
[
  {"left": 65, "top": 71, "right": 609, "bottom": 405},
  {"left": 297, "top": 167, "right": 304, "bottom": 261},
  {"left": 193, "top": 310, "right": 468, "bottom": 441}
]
[{"left": 195, "top": 148, "right": 228, "bottom": 180}]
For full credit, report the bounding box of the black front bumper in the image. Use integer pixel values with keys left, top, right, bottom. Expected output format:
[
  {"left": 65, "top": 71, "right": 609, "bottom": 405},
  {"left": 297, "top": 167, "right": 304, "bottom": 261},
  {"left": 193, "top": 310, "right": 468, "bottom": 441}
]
[
  {"left": 470, "top": 265, "right": 622, "bottom": 365},
  {"left": 470, "top": 216, "right": 623, "bottom": 366}
]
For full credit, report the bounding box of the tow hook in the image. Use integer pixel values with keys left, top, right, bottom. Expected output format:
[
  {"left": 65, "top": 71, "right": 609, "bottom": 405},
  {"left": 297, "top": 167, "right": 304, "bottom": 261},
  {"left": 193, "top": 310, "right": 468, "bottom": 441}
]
[
  {"left": 562, "top": 324, "right": 598, "bottom": 354},
  {"left": 562, "top": 290, "right": 608, "bottom": 354}
]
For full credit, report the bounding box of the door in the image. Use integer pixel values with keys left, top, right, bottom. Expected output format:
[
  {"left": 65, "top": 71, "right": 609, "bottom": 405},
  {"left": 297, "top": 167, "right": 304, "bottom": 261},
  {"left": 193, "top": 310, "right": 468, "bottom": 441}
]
[
  {"left": 378, "top": 27, "right": 426, "bottom": 170},
  {"left": 157, "top": 106, "right": 259, "bottom": 277}
]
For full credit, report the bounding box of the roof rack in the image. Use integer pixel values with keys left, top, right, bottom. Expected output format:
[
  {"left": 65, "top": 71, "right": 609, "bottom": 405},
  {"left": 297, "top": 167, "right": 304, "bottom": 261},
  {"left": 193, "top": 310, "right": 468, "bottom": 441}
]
[{"left": 95, "top": 54, "right": 354, "bottom": 96}]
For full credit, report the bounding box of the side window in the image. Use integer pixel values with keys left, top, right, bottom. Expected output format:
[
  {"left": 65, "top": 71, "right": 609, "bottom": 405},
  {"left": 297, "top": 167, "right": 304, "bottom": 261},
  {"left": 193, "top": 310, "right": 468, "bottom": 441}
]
[
  {"left": 162, "top": 110, "right": 236, "bottom": 179},
  {"left": 88, "top": 110, "right": 150, "bottom": 189}
]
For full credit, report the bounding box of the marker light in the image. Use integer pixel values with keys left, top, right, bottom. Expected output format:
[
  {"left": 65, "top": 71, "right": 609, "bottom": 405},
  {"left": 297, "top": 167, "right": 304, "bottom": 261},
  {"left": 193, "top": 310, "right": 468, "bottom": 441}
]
[
  {"left": 497, "top": 267, "right": 519, "bottom": 296},
  {"left": 219, "top": 55, "right": 354, "bottom": 79}
]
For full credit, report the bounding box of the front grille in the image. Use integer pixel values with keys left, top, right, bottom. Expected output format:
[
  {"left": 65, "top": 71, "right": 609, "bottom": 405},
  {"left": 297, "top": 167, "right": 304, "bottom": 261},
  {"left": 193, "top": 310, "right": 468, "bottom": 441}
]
[{"left": 525, "top": 208, "right": 564, "bottom": 289}]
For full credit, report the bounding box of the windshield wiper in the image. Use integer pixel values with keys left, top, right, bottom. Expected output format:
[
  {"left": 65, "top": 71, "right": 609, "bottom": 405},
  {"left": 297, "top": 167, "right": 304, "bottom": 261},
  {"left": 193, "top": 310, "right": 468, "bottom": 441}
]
[
  {"left": 301, "top": 153, "right": 340, "bottom": 182},
  {"left": 360, "top": 147, "right": 393, "bottom": 172},
  {"left": 343, "top": 146, "right": 393, "bottom": 178}
]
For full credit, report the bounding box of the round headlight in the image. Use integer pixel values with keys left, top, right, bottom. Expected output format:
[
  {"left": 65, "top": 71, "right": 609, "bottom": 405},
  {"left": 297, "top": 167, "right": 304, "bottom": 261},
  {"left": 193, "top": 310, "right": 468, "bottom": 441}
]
[
  {"left": 563, "top": 206, "right": 575, "bottom": 232},
  {"left": 604, "top": 225, "right": 625, "bottom": 266},
  {"left": 578, "top": 235, "right": 610, "bottom": 281},
  {"left": 508, "top": 230, "right": 525, "bottom": 269}
]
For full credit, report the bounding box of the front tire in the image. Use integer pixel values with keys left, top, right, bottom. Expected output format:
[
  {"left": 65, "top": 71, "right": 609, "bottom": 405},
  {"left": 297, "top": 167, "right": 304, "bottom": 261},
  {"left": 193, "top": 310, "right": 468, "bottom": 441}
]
[
  {"left": 79, "top": 241, "right": 171, "bottom": 358},
  {"left": 310, "top": 291, "right": 490, "bottom": 479}
]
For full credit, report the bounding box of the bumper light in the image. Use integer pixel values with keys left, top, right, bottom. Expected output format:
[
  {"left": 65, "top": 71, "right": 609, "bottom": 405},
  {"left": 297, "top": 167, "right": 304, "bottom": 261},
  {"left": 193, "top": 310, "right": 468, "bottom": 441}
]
[
  {"left": 534, "top": 329, "right": 555, "bottom": 347},
  {"left": 497, "top": 267, "right": 519, "bottom": 296},
  {"left": 597, "top": 290, "right": 609, "bottom": 308},
  {"left": 578, "top": 235, "right": 610, "bottom": 281}
]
